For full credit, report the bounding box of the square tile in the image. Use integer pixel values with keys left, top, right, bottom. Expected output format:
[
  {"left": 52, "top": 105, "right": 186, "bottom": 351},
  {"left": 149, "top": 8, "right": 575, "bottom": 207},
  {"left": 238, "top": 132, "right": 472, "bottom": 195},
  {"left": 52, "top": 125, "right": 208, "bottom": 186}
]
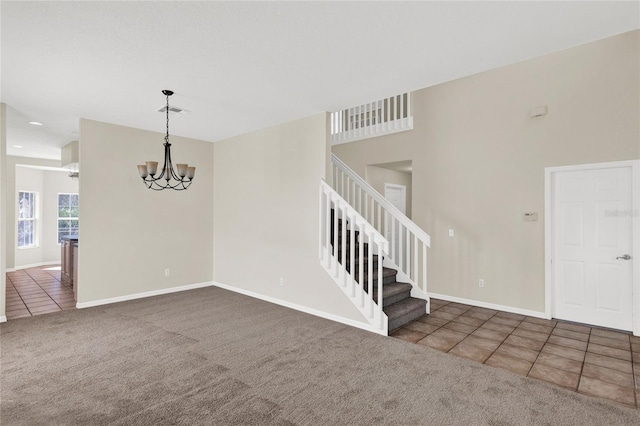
[
  {"left": 442, "top": 321, "right": 477, "bottom": 335},
  {"left": 584, "top": 353, "right": 633, "bottom": 374},
  {"left": 552, "top": 327, "right": 589, "bottom": 342},
  {"left": 461, "top": 335, "right": 502, "bottom": 352},
  {"left": 581, "top": 363, "right": 634, "bottom": 389},
  {"left": 447, "top": 303, "right": 473, "bottom": 312},
  {"left": 495, "top": 343, "right": 539, "bottom": 362},
  {"left": 518, "top": 321, "right": 554, "bottom": 334},
  {"left": 391, "top": 328, "right": 427, "bottom": 343},
  {"left": 512, "top": 328, "right": 549, "bottom": 343},
  {"left": 503, "top": 335, "right": 545, "bottom": 351},
  {"left": 449, "top": 341, "right": 493, "bottom": 363},
  {"left": 488, "top": 316, "right": 521, "bottom": 328},
  {"left": 523, "top": 317, "right": 557, "bottom": 327},
  {"left": 417, "top": 335, "right": 458, "bottom": 352},
  {"left": 404, "top": 321, "right": 440, "bottom": 335},
  {"left": 587, "top": 343, "right": 632, "bottom": 362},
  {"left": 430, "top": 328, "right": 467, "bottom": 343},
  {"left": 6, "top": 311, "right": 31, "bottom": 319},
  {"left": 438, "top": 305, "right": 467, "bottom": 316},
  {"left": 485, "top": 353, "right": 533, "bottom": 376},
  {"left": 589, "top": 335, "right": 631, "bottom": 351},
  {"left": 472, "top": 327, "right": 508, "bottom": 342},
  {"left": 590, "top": 328, "right": 630, "bottom": 342},
  {"left": 547, "top": 335, "right": 588, "bottom": 351},
  {"left": 535, "top": 352, "right": 583, "bottom": 374},
  {"left": 556, "top": 322, "right": 591, "bottom": 334},
  {"left": 418, "top": 316, "right": 449, "bottom": 327},
  {"left": 465, "top": 310, "right": 495, "bottom": 321},
  {"left": 541, "top": 343, "right": 585, "bottom": 362},
  {"left": 529, "top": 363, "right": 580, "bottom": 390},
  {"left": 578, "top": 376, "right": 635, "bottom": 407},
  {"left": 453, "top": 315, "right": 485, "bottom": 327},
  {"left": 494, "top": 311, "right": 525, "bottom": 321},
  {"left": 429, "top": 310, "right": 458, "bottom": 321},
  {"left": 480, "top": 321, "right": 515, "bottom": 335}
]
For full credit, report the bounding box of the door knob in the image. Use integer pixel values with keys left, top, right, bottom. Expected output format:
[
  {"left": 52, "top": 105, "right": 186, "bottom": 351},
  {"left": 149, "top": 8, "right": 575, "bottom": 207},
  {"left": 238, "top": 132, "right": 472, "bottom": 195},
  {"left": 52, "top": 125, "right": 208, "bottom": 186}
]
[{"left": 616, "top": 254, "right": 631, "bottom": 260}]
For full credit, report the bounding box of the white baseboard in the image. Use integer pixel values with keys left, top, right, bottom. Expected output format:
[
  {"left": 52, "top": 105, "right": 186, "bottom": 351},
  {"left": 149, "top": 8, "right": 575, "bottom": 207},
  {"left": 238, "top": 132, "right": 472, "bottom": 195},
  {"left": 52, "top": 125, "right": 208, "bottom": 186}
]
[
  {"left": 0, "top": 316, "right": 6, "bottom": 323},
  {"left": 76, "top": 281, "right": 216, "bottom": 309},
  {"left": 428, "top": 292, "right": 549, "bottom": 319},
  {"left": 9, "top": 261, "right": 60, "bottom": 272},
  {"left": 212, "top": 281, "right": 381, "bottom": 335}
]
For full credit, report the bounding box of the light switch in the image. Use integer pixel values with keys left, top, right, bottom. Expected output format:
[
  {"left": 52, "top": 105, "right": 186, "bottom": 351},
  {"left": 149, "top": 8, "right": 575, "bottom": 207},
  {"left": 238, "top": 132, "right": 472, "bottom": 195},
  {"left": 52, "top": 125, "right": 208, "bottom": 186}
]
[
  {"left": 449, "top": 229, "right": 455, "bottom": 237},
  {"left": 523, "top": 212, "right": 538, "bottom": 222}
]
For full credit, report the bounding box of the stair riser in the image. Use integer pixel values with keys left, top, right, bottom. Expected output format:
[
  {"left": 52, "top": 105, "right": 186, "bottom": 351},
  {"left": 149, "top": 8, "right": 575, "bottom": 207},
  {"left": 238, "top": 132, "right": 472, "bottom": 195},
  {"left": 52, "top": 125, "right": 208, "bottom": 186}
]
[
  {"left": 359, "top": 274, "right": 397, "bottom": 287},
  {"left": 380, "top": 290, "right": 411, "bottom": 307},
  {"left": 388, "top": 306, "right": 426, "bottom": 332}
]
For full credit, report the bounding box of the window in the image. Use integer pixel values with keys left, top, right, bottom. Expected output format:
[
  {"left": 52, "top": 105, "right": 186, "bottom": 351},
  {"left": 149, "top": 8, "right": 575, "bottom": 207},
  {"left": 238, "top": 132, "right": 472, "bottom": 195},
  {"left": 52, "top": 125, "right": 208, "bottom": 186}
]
[
  {"left": 58, "top": 193, "right": 79, "bottom": 244},
  {"left": 17, "top": 191, "right": 37, "bottom": 248}
]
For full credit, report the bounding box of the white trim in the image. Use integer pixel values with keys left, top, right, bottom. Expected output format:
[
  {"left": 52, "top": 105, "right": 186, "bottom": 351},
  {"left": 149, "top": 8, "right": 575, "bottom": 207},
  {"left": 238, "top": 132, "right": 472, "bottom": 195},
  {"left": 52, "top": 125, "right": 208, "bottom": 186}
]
[
  {"left": 545, "top": 159, "right": 640, "bottom": 336},
  {"left": 10, "top": 261, "right": 61, "bottom": 271},
  {"left": 428, "top": 292, "right": 549, "bottom": 319},
  {"left": 76, "top": 281, "right": 215, "bottom": 309},
  {"left": 0, "top": 316, "right": 6, "bottom": 323},
  {"left": 212, "top": 281, "right": 383, "bottom": 335}
]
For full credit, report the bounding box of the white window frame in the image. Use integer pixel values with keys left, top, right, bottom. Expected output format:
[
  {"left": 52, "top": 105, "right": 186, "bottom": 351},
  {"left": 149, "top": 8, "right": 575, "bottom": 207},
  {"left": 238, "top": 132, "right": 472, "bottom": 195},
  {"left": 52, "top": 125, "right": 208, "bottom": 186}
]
[
  {"left": 17, "top": 190, "right": 38, "bottom": 249},
  {"left": 57, "top": 193, "right": 79, "bottom": 245}
]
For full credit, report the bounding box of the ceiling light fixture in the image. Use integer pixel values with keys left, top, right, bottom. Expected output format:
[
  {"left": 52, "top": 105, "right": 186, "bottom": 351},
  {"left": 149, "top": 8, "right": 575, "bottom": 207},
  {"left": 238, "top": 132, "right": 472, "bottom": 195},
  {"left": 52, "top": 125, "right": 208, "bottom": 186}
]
[
  {"left": 12, "top": 145, "right": 23, "bottom": 149},
  {"left": 28, "top": 121, "right": 43, "bottom": 126},
  {"left": 137, "top": 90, "right": 195, "bottom": 191}
]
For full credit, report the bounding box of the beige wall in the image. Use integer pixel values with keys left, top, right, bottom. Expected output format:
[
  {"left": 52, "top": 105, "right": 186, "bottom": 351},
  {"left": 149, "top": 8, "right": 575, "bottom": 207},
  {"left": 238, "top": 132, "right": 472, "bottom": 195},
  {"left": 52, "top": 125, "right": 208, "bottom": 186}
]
[
  {"left": 333, "top": 30, "right": 640, "bottom": 313},
  {"left": 77, "top": 119, "right": 213, "bottom": 303},
  {"left": 213, "top": 113, "right": 367, "bottom": 323},
  {"left": 1, "top": 103, "right": 6, "bottom": 320},
  {"left": 5, "top": 156, "right": 61, "bottom": 270},
  {"left": 365, "top": 165, "right": 412, "bottom": 218}
]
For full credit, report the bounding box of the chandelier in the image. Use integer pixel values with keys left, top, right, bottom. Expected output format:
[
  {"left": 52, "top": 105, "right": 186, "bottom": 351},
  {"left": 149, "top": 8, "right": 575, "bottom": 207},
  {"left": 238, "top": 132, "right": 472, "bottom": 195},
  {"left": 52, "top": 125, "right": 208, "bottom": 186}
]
[{"left": 137, "top": 90, "right": 195, "bottom": 190}]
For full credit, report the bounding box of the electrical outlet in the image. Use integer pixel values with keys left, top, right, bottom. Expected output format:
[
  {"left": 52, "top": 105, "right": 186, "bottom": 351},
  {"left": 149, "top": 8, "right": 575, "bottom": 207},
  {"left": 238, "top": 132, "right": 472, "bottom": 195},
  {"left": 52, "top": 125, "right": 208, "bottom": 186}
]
[
  {"left": 479, "top": 279, "right": 484, "bottom": 288},
  {"left": 449, "top": 229, "right": 455, "bottom": 237},
  {"left": 165, "top": 269, "right": 170, "bottom": 277},
  {"left": 280, "top": 277, "right": 284, "bottom": 287}
]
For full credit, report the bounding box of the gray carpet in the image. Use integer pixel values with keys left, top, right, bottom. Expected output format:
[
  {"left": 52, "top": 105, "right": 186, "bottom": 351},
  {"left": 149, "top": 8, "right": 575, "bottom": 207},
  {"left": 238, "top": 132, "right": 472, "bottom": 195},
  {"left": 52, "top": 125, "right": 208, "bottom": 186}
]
[{"left": 1, "top": 287, "right": 639, "bottom": 425}]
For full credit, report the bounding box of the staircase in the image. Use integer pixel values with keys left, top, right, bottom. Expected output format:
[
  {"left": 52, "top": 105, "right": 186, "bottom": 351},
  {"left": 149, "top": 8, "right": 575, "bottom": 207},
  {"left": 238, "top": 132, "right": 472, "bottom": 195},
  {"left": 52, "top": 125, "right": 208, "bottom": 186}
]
[
  {"left": 319, "top": 153, "right": 431, "bottom": 335},
  {"left": 331, "top": 211, "right": 427, "bottom": 332}
]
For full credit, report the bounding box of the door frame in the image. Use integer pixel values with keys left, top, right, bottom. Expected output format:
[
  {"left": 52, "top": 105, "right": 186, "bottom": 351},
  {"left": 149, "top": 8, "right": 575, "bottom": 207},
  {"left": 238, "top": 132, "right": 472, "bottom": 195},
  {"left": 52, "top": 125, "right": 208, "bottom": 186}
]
[{"left": 544, "top": 160, "right": 640, "bottom": 335}]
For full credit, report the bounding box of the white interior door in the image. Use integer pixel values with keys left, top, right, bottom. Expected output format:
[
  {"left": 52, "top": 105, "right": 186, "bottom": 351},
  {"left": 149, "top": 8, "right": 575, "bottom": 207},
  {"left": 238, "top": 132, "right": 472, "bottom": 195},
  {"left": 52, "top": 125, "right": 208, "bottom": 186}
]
[
  {"left": 384, "top": 184, "right": 406, "bottom": 215},
  {"left": 384, "top": 184, "right": 406, "bottom": 259},
  {"left": 552, "top": 166, "right": 633, "bottom": 331}
]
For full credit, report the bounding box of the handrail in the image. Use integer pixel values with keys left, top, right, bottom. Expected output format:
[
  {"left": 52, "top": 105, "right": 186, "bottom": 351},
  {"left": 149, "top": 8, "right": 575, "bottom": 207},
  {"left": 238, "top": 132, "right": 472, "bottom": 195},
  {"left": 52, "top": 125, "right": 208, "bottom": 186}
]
[{"left": 331, "top": 153, "right": 430, "bottom": 246}]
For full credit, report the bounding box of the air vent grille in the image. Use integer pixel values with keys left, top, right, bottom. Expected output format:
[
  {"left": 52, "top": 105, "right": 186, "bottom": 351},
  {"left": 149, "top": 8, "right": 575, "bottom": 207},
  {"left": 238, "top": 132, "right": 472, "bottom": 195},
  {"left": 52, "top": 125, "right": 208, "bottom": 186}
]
[{"left": 157, "top": 106, "right": 187, "bottom": 114}]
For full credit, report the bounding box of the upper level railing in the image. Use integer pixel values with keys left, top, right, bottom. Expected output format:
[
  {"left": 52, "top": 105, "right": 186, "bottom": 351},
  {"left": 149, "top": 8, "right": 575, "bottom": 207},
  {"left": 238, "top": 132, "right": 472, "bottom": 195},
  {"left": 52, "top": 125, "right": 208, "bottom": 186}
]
[
  {"left": 331, "top": 153, "right": 430, "bottom": 297},
  {"left": 319, "top": 180, "right": 389, "bottom": 334},
  {"left": 330, "top": 92, "right": 413, "bottom": 145}
]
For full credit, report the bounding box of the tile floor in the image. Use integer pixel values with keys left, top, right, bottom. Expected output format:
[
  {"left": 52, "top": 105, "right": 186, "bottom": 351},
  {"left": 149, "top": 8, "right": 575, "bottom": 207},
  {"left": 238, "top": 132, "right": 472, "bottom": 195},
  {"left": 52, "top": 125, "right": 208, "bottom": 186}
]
[
  {"left": 5, "top": 265, "right": 76, "bottom": 320},
  {"left": 392, "top": 298, "right": 640, "bottom": 409}
]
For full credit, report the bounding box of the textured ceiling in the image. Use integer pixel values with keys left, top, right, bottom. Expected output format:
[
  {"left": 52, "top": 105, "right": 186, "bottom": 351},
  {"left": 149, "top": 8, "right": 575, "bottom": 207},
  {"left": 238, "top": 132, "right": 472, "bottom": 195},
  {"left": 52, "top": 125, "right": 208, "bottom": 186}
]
[{"left": 2, "top": 1, "right": 639, "bottom": 159}]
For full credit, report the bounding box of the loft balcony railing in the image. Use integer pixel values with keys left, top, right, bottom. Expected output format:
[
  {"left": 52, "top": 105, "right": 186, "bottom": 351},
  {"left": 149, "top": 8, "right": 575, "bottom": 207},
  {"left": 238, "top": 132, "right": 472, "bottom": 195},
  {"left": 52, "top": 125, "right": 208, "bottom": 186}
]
[{"left": 330, "top": 92, "right": 413, "bottom": 145}]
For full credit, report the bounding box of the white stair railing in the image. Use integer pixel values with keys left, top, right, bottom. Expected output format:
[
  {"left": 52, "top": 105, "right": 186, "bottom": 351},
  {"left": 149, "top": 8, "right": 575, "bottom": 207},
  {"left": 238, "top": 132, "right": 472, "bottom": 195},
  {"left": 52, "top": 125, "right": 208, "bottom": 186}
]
[
  {"left": 330, "top": 92, "right": 413, "bottom": 145},
  {"left": 319, "top": 180, "right": 389, "bottom": 335},
  {"left": 331, "top": 154, "right": 430, "bottom": 304}
]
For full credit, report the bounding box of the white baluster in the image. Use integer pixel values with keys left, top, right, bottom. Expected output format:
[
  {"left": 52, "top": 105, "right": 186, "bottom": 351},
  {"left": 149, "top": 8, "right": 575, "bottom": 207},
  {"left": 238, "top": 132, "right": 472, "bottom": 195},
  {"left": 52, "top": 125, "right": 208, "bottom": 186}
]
[
  {"left": 398, "top": 223, "right": 403, "bottom": 272},
  {"left": 377, "top": 203, "right": 381, "bottom": 233},
  {"left": 406, "top": 228, "right": 411, "bottom": 277},
  {"left": 333, "top": 199, "right": 339, "bottom": 277},
  {"left": 368, "top": 230, "right": 374, "bottom": 318},
  {"left": 359, "top": 223, "right": 364, "bottom": 308},
  {"left": 400, "top": 93, "right": 404, "bottom": 120},
  {"left": 423, "top": 243, "right": 427, "bottom": 293},
  {"left": 325, "top": 192, "right": 331, "bottom": 269},
  {"left": 391, "top": 217, "right": 396, "bottom": 260},
  {"left": 341, "top": 206, "right": 347, "bottom": 287},
  {"left": 377, "top": 240, "right": 383, "bottom": 325},
  {"left": 350, "top": 213, "right": 355, "bottom": 297},
  {"left": 414, "top": 236, "right": 418, "bottom": 282},
  {"left": 407, "top": 92, "right": 411, "bottom": 120},
  {"left": 319, "top": 186, "right": 323, "bottom": 260}
]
